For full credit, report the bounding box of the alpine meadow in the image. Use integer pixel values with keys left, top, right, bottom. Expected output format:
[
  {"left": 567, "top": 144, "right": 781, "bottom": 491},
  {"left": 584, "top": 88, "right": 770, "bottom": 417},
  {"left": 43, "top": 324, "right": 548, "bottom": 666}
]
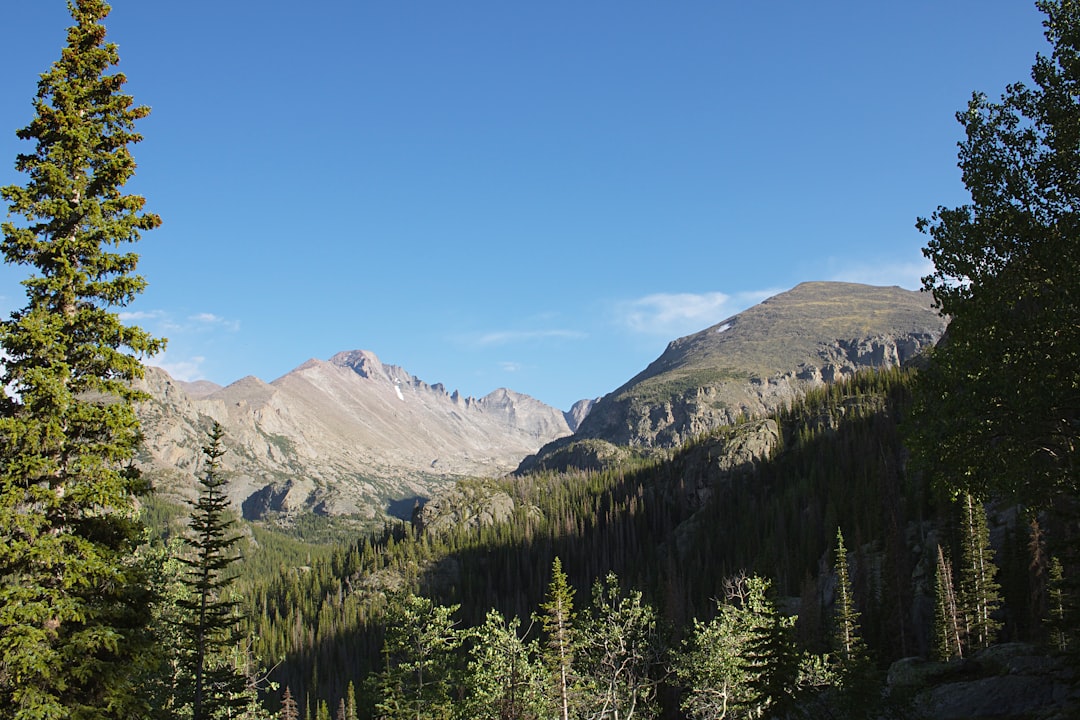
[{"left": 1, "top": 2, "right": 1079, "bottom": 720}]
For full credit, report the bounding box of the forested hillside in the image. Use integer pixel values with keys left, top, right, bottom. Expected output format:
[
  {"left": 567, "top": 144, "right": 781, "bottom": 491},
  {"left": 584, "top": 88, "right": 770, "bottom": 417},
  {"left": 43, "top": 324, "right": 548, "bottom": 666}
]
[{"left": 233, "top": 367, "right": 1071, "bottom": 718}]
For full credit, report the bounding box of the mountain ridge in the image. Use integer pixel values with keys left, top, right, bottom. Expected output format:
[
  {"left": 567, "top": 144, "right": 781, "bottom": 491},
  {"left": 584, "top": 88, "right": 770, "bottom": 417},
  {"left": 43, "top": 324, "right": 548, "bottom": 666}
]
[
  {"left": 135, "top": 350, "right": 576, "bottom": 522},
  {"left": 520, "top": 281, "right": 946, "bottom": 471}
]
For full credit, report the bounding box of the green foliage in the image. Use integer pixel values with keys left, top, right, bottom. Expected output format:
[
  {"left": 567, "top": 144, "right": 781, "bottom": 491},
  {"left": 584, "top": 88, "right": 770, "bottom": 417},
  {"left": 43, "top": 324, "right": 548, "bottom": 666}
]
[
  {"left": 912, "top": 0, "right": 1080, "bottom": 510},
  {"left": 539, "top": 557, "right": 578, "bottom": 720},
  {"left": 831, "top": 529, "right": 880, "bottom": 718},
  {"left": 933, "top": 545, "right": 964, "bottom": 662},
  {"left": 577, "top": 572, "right": 664, "bottom": 720},
  {"left": 832, "top": 529, "right": 865, "bottom": 666},
  {"left": 672, "top": 573, "right": 772, "bottom": 719},
  {"left": 623, "top": 367, "right": 747, "bottom": 405},
  {"left": 1046, "top": 556, "right": 1070, "bottom": 651},
  {"left": 179, "top": 422, "right": 249, "bottom": 720},
  {"left": 238, "top": 368, "right": 931, "bottom": 712},
  {"left": 374, "top": 593, "right": 462, "bottom": 720},
  {"left": 957, "top": 494, "right": 1002, "bottom": 651},
  {"left": 460, "top": 610, "right": 549, "bottom": 720},
  {"left": 0, "top": 1, "right": 163, "bottom": 717}
]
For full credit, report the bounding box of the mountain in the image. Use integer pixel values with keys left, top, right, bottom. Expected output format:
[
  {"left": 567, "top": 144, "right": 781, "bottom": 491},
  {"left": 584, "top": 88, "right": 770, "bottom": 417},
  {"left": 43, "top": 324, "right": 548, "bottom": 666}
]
[
  {"left": 134, "top": 350, "right": 575, "bottom": 521},
  {"left": 520, "top": 281, "right": 946, "bottom": 471}
]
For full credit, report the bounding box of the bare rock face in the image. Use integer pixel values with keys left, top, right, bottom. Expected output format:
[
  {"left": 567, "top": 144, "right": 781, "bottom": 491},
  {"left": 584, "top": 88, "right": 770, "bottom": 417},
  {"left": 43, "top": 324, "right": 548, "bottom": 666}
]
[
  {"left": 888, "top": 644, "right": 1080, "bottom": 719},
  {"left": 410, "top": 479, "right": 518, "bottom": 535},
  {"left": 547, "top": 282, "right": 946, "bottom": 453},
  {"left": 134, "top": 351, "right": 574, "bottom": 521}
]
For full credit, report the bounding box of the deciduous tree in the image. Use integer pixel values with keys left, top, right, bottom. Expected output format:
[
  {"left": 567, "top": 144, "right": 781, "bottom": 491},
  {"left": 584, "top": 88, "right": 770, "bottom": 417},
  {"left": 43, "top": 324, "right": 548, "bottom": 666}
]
[
  {"left": 461, "top": 609, "right": 549, "bottom": 720},
  {"left": 375, "top": 593, "right": 462, "bottom": 720},
  {"left": 578, "top": 572, "right": 664, "bottom": 720},
  {"left": 912, "top": 0, "right": 1080, "bottom": 510}
]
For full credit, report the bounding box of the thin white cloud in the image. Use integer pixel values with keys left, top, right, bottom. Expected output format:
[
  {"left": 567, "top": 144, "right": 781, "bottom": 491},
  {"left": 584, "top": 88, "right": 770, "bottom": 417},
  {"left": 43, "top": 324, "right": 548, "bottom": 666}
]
[
  {"left": 474, "top": 329, "right": 586, "bottom": 347},
  {"left": 616, "top": 289, "right": 779, "bottom": 336},
  {"left": 828, "top": 259, "right": 934, "bottom": 291},
  {"left": 148, "top": 353, "right": 206, "bottom": 382},
  {"left": 499, "top": 361, "right": 522, "bottom": 372},
  {"left": 119, "top": 309, "right": 240, "bottom": 333},
  {"left": 118, "top": 310, "right": 165, "bottom": 322},
  {"left": 188, "top": 312, "right": 241, "bottom": 332}
]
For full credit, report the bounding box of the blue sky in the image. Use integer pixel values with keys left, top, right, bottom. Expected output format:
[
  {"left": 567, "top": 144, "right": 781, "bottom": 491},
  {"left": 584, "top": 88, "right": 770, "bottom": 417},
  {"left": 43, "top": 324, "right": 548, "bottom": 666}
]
[{"left": 1, "top": 2, "right": 1048, "bottom": 410}]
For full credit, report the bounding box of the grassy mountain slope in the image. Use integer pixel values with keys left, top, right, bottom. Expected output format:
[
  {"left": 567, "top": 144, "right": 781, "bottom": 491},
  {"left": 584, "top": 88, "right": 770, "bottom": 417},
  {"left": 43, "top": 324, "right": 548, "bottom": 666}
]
[{"left": 528, "top": 282, "right": 946, "bottom": 461}]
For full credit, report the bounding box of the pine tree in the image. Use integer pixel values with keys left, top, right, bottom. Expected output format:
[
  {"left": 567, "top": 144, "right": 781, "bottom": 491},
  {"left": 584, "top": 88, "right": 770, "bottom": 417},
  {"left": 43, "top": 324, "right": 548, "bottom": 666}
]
[
  {"left": 539, "top": 557, "right": 577, "bottom": 720},
  {"left": 741, "top": 578, "right": 801, "bottom": 719},
  {"left": 832, "top": 529, "right": 865, "bottom": 666},
  {"left": 281, "top": 687, "right": 300, "bottom": 720},
  {"left": 344, "top": 681, "right": 359, "bottom": 720},
  {"left": 0, "top": 1, "right": 164, "bottom": 717},
  {"left": 958, "top": 494, "right": 1002, "bottom": 651},
  {"left": 1046, "top": 556, "right": 1069, "bottom": 652},
  {"left": 179, "top": 421, "right": 248, "bottom": 720},
  {"left": 933, "top": 545, "right": 963, "bottom": 661},
  {"left": 831, "top": 529, "right": 878, "bottom": 717}
]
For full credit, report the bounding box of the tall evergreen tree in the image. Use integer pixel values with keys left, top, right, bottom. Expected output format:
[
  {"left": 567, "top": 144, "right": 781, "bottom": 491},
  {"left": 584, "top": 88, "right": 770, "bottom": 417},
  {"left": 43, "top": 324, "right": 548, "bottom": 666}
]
[
  {"left": 832, "top": 529, "right": 864, "bottom": 667},
  {"left": 958, "top": 494, "right": 1002, "bottom": 651},
  {"left": 539, "top": 557, "right": 577, "bottom": 720},
  {"left": 933, "top": 545, "right": 963, "bottom": 661},
  {"left": 344, "top": 681, "right": 359, "bottom": 720},
  {"left": 280, "top": 687, "right": 300, "bottom": 720},
  {"left": 831, "top": 529, "right": 878, "bottom": 718},
  {"left": 1046, "top": 556, "right": 1070, "bottom": 652},
  {"left": 0, "top": 1, "right": 164, "bottom": 718},
  {"left": 180, "top": 421, "right": 247, "bottom": 720}
]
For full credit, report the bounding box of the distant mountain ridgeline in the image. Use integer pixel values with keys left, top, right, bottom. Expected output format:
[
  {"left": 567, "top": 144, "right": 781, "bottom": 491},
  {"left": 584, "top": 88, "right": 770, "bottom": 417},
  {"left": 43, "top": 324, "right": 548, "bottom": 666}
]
[{"left": 134, "top": 350, "right": 582, "bottom": 523}]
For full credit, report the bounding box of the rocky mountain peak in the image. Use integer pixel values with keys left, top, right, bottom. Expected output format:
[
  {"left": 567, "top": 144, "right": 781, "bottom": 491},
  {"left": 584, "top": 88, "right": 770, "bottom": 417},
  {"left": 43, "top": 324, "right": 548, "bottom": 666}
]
[{"left": 529, "top": 282, "right": 947, "bottom": 462}]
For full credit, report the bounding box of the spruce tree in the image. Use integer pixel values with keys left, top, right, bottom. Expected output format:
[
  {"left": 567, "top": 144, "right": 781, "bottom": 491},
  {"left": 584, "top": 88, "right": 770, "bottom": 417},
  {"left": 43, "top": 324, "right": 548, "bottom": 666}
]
[
  {"left": 539, "top": 557, "right": 577, "bottom": 720},
  {"left": 280, "top": 687, "right": 300, "bottom": 720},
  {"left": 180, "top": 421, "right": 247, "bottom": 720},
  {"left": 832, "top": 529, "right": 865, "bottom": 666},
  {"left": 344, "top": 681, "right": 359, "bottom": 720},
  {"left": 933, "top": 545, "right": 963, "bottom": 661},
  {"left": 831, "top": 529, "right": 879, "bottom": 717},
  {"left": 0, "top": 1, "right": 164, "bottom": 717},
  {"left": 958, "top": 493, "right": 1002, "bottom": 651}
]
